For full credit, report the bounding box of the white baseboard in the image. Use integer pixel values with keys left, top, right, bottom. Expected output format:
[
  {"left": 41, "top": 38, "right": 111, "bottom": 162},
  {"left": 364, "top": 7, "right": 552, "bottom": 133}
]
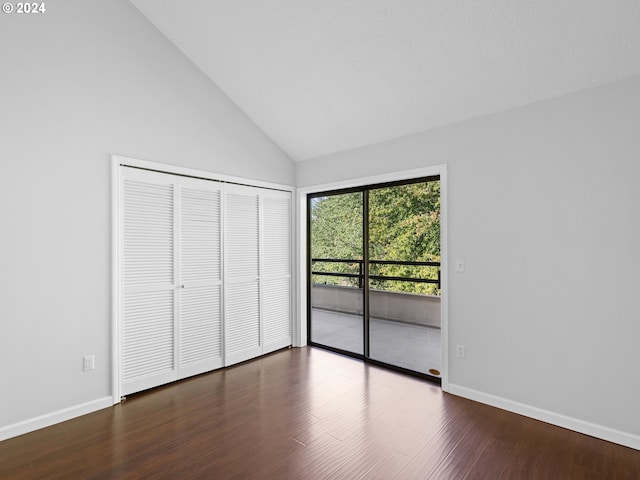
[
  {"left": 448, "top": 384, "right": 639, "bottom": 451},
  {"left": 0, "top": 397, "right": 113, "bottom": 442},
  {"left": 3, "top": 389, "right": 638, "bottom": 451}
]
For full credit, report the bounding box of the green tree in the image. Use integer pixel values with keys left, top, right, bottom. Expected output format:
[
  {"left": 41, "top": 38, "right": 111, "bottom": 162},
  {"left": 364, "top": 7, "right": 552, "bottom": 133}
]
[
  {"left": 310, "top": 192, "right": 363, "bottom": 287},
  {"left": 369, "top": 182, "right": 440, "bottom": 294},
  {"left": 310, "top": 180, "right": 440, "bottom": 295}
]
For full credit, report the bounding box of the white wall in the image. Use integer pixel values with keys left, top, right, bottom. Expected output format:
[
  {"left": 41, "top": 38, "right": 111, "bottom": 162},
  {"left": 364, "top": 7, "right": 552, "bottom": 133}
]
[
  {"left": 297, "top": 76, "right": 640, "bottom": 447},
  {"left": 0, "top": 0, "right": 293, "bottom": 436}
]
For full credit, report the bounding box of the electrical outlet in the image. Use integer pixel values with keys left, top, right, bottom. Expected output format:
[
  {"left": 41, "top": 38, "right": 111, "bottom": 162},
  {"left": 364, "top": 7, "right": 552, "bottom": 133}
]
[
  {"left": 83, "top": 355, "right": 95, "bottom": 371},
  {"left": 456, "top": 344, "right": 466, "bottom": 359}
]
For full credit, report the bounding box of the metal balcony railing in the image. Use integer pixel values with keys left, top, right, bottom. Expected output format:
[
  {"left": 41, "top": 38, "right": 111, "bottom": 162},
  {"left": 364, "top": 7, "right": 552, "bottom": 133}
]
[{"left": 311, "top": 258, "right": 441, "bottom": 290}]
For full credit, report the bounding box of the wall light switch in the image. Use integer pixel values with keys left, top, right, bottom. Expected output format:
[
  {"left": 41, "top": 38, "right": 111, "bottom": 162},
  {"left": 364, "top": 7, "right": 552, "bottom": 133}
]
[{"left": 456, "top": 259, "right": 465, "bottom": 272}]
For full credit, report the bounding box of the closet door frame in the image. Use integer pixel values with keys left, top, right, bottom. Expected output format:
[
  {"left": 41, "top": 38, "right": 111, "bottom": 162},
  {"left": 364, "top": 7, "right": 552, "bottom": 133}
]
[{"left": 112, "top": 155, "right": 294, "bottom": 404}]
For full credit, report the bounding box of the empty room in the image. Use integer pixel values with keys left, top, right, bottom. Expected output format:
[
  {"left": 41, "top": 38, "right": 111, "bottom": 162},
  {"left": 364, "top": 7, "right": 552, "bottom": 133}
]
[{"left": 1, "top": 1, "right": 639, "bottom": 478}]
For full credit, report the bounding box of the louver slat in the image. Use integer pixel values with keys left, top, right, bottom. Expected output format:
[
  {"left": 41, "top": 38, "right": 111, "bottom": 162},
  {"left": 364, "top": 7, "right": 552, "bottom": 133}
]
[
  {"left": 263, "top": 278, "right": 291, "bottom": 347},
  {"left": 225, "top": 193, "right": 259, "bottom": 279},
  {"left": 263, "top": 196, "right": 291, "bottom": 276},
  {"left": 226, "top": 282, "right": 260, "bottom": 353},
  {"left": 180, "top": 286, "right": 222, "bottom": 366},
  {"left": 123, "top": 290, "right": 174, "bottom": 382},
  {"left": 123, "top": 180, "right": 173, "bottom": 287},
  {"left": 180, "top": 187, "right": 221, "bottom": 283}
]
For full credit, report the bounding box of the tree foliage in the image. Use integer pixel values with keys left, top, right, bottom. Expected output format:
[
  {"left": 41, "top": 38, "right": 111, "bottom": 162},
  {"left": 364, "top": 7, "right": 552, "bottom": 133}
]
[
  {"left": 310, "top": 192, "right": 363, "bottom": 286},
  {"left": 311, "top": 181, "right": 440, "bottom": 295}
]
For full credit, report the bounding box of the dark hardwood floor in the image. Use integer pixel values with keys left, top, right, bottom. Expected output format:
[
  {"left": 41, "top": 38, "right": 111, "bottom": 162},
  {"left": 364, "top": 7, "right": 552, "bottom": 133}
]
[{"left": 1, "top": 347, "right": 638, "bottom": 479}]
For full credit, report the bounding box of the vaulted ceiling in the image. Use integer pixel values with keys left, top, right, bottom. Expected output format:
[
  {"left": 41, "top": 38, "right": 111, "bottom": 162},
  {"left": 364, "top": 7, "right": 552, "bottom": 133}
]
[{"left": 130, "top": 0, "right": 640, "bottom": 161}]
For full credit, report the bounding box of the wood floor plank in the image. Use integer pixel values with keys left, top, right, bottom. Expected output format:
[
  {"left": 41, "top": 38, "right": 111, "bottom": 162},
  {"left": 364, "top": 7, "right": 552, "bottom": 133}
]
[
  {"left": 392, "top": 398, "right": 478, "bottom": 479},
  {"left": 1, "top": 347, "right": 638, "bottom": 479},
  {"left": 325, "top": 440, "right": 412, "bottom": 480},
  {"left": 427, "top": 401, "right": 505, "bottom": 479},
  {"left": 255, "top": 432, "right": 369, "bottom": 480},
  {"left": 460, "top": 414, "right": 518, "bottom": 479}
]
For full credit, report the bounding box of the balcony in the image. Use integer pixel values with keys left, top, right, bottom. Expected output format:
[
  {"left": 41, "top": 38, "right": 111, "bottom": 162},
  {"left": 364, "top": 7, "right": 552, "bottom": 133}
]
[{"left": 310, "top": 259, "right": 441, "bottom": 377}]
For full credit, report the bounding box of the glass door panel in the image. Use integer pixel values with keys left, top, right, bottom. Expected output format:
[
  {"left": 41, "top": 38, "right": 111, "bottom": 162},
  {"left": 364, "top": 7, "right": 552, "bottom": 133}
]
[
  {"left": 367, "top": 182, "right": 442, "bottom": 376},
  {"left": 307, "top": 178, "right": 441, "bottom": 381},
  {"left": 309, "top": 192, "right": 364, "bottom": 355}
]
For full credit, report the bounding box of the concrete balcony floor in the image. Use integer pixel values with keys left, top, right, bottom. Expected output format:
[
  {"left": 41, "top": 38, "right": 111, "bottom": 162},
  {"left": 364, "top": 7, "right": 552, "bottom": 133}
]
[{"left": 310, "top": 308, "right": 441, "bottom": 377}]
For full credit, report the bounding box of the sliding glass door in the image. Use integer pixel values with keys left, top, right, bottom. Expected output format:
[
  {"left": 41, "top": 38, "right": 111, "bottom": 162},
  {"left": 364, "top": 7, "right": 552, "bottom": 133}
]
[
  {"left": 308, "top": 178, "right": 441, "bottom": 381},
  {"left": 309, "top": 191, "right": 364, "bottom": 355},
  {"left": 367, "top": 182, "right": 441, "bottom": 377}
]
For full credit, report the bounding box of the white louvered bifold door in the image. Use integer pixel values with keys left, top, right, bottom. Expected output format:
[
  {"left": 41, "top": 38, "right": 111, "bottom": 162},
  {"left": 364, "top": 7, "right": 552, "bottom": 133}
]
[
  {"left": 121, "top": 168, "right": 178, "bottom": 395},
  {"left": 120, "top": 161, "right": 293, "bottom": 394},
  {"left": 224, "top": 185, "right": 262, "bottom": 366},
  {"left": 262, "top": 191, "right": 292, "bottom": 354},
  {"left": 177, "top": 177, "right": 224, "bottom": 378}
]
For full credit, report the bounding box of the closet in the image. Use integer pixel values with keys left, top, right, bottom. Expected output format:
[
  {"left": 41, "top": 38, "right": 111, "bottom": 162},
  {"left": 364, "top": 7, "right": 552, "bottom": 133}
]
[{"left": 117, "top": 163, "right": 292, "bottom": 397}]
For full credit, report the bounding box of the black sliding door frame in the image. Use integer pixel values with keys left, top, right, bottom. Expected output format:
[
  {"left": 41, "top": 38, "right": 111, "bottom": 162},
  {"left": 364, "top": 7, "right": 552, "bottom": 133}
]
[
  {"left": 363, "top": 189, "right": 370, "bottom": 359},
  {"left": 306, "top": 175, "right": 441, "bottom": 384}
]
